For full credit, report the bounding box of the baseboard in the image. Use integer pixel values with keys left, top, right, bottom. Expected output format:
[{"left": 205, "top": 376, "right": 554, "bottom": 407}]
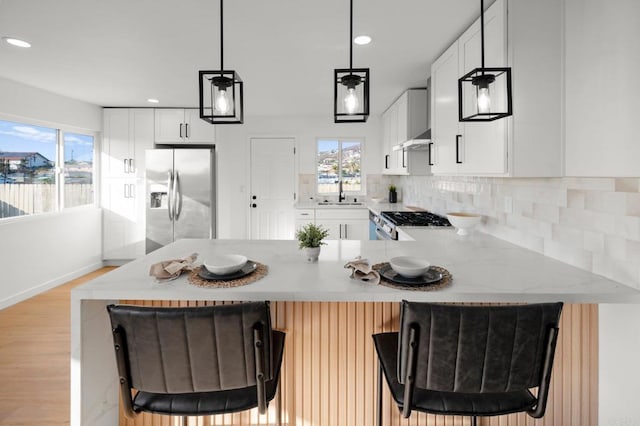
[{"left": 0, "top": 261, "right": 105, "bottom": 310}]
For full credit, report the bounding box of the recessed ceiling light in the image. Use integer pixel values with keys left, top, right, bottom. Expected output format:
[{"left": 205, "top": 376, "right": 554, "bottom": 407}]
[
  {"left": 354, "top": 35, "right": 371, "bottom": 45},
  {"left": 147, "top": 98, "right": 159, "bottom": 104},
  {"left": 3, "top": 37, "right": 31, "bottom": 48}
]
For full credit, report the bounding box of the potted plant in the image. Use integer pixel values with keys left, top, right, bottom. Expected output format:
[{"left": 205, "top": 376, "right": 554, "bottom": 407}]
[
  {"left": 388, "top": 184, "right": 397, "bottom": 203},
  {"left": 295, "top": 223, "right": 329, "bottom": 262}
]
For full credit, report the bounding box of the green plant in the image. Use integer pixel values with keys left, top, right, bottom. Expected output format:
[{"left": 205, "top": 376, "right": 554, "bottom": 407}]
[
  {"left": 388, "top": 184, "right": 397, "bottom": 192},
  {"left": 295, "top": 223, "right": 329, "bottom": 249}
]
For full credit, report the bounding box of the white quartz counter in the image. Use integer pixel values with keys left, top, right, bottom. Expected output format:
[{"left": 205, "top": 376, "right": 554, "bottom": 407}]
[
  {"left": 74, "top": 234, "right": 639, "bottom": 304},
  {"left": 70, "top": 234, "right": 640, "bottom": 426}
]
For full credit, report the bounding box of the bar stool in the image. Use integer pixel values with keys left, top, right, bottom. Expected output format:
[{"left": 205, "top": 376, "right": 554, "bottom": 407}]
[
  {"left": 373, "top": 301, "right": 563, "bottom": 425},
  {"left": 107, "top": 302, "right": 285, "bottom": 425}
]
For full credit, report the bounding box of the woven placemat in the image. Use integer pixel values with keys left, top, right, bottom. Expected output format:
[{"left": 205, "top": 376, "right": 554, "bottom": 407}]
[
  {"left": 187, "top": 262, "right": 268, "bottom": 288},
  {"left": 372, "top": 263, "right": 452, "bottom": 291}
]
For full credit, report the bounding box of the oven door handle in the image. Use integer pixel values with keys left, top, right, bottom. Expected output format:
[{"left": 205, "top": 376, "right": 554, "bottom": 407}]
[{"left": 375, "top": 228, "right": 390, "bottom": 240}]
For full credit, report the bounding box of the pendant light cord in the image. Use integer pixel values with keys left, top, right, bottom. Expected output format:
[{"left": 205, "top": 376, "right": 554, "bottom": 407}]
[
  {"left": 349, "top": 0, "right": 353, "bottom": 70},
  {"left": 480, "top": 0, "right": 485, "bottom": 69},
  {"left": 220, "top": 0, "right": 224, "bottom": 75}
]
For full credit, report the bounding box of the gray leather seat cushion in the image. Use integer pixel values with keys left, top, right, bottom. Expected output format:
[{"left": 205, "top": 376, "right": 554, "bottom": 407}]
[
  {"left": 373, "top": 332, "right": 537, "bottom": 416},
  {"left": 132, "top": 330, "right": 285, "bottom": 416}
]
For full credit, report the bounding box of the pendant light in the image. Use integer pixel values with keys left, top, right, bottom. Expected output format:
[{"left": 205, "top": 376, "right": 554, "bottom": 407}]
[
  {"left": 458, "top": 0, "right": 512, "bottom": 122},
  {"left": 199, "top": 0, "right": 244, "bottom": 124},
  {"left": 334, "top": 0, "right": 369, "bottom": 123}
]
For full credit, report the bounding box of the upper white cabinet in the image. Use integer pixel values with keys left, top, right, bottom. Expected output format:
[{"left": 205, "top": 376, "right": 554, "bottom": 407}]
[
  {"left": 564, "top": 0, "right": 639, "bottom": 176},
  {"left": 102, "top": 109, "right": 154, "bottom": 179},
  {"left": 431, "top": 41, "right": 461, "bottom": 175},
  {"left": 430, "top": 0, "right": 563, "bottom": 177},
  {"left": 382, "top": 89, "right": 430, "bottom": 176},
  {"left": 154, "top": 109, "right": 215, "bottom": 144}
]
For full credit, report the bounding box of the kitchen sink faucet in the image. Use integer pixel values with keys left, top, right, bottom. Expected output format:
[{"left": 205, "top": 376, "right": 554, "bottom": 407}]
[{"left": 338, "top": 180, "right": 345, "bottom": 202}]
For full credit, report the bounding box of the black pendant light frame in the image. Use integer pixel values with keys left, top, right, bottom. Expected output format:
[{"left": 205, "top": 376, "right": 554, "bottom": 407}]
[
  {"left": 334, "top": 0, "right": 369, "bottom": 123},
  {"left": 458, "top": 0, "right": 512, "bottom": 122},
  {"left": 199, "top": 0, "right": 244, "bottom": 124}
]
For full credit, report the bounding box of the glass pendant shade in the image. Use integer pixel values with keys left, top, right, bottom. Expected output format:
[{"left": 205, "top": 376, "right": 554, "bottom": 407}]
[
  {"left": 458, "top": 67, "right": 512, "bottom": 121},
  {"left": 334, "top": 68, "right": 370, "bottom": 122},
  {"left": 199, "top": 70, "right": 244, "bottom": 124}
]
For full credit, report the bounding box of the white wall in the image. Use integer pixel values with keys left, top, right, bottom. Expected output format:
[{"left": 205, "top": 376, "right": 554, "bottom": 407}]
[
  {"left": 0, "top": 76, "right": 103, "bottom": 309},
  {"left": 0, "top": 208, "right": 102, "bottom": 309},
  {"left": 599, "top": 304, "right": 640, "bottom": 426},
  {"left": 0, "top": 77, "right": 102, "bottom": 131},
  {"left": 214, "top": 115, "right": 382, "bottom": 239}
]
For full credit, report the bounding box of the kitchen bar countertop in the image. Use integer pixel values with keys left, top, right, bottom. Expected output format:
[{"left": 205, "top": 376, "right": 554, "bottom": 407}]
[
  {"left": 70, "top": 231, "right": 639, "bottom": 426},
  {"left": 73, "top": 231, "right": 639, "bottom": 304}
]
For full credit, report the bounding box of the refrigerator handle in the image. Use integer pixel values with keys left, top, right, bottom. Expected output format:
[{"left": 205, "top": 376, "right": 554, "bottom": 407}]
[
  {"left": 174, "top": 170, "right": 182, "bottom": 220},
  {"left": 167, "top": 170, "right": 174, "bottom": 220}
]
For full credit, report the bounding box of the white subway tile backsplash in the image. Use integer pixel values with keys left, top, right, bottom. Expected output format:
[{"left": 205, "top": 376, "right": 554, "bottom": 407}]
[
  {"left": 615, "top": 178, "right": 640, "bottom": 193},
  {"left": 584, "top": 230, "right": 605, "bottom": 253},
  {"left": 397, "top": 175, "right": 640, "bottom": 289},
  {"left": 626, "top": 193, "right": 640, "bottom": 217}
]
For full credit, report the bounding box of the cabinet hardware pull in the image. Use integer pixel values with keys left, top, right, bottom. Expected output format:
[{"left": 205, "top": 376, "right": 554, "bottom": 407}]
[
  {"left": 339, "top": 224, "right": 342, "bottom": 239},
  {"left": 130, "top": 184, "right": 135, "bottom": 199},
  {"left": 456, "top": 134, "right": 463, "bottom": 164},
  {"left": 129, "top": 158, "right": 134, "bottom": 173},
  {"left": 385, "top": 154, "right": 389, "bottom": 169},
  {"left": 179, "top": 123, "right": 183, "bottom": 138},
  {"left": 123, "top": 183, "right": 128, "bottom": 198},
  {"left": 252, "top": 203, "right": 257, "bottom": 208},
  {"left": 185, "top": 123, "right": 189, "bottom": 138},
  {"left": 402, "top": 148, "right": 406, "bottom": 168},
  {"left": 123, "top": 159, "right": 128, "bottom": 174},
  {"left": 428, "top": 142, "right": 434, "bottom": 166},
  {"left": 344, "top": 224, "right": 348, "bottom": 239}
]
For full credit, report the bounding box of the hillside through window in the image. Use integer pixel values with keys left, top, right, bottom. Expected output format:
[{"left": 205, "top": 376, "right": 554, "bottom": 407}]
[{"left": 316, "top": 139, "right": 362, "bottom": 194}]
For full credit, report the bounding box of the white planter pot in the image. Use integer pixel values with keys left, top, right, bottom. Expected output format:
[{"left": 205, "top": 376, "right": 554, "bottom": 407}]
[{"left": 302, "top": 246, "right": 321, "bottom": 262}]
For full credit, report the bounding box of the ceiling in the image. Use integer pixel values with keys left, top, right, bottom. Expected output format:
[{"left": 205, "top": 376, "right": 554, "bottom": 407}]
[{"left": 0, "top": 0, "right": 481, "bottom": 117}]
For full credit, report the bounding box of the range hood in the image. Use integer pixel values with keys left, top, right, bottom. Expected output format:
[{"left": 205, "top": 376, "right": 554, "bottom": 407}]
[{"left": 392, "top": 129, "right": 431, "bottom": 151}]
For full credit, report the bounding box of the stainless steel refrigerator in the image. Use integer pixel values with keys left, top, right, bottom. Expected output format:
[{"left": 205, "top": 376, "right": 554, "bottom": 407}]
[{"left": 145, "top": 148, "right": 216, "bottom": 253}]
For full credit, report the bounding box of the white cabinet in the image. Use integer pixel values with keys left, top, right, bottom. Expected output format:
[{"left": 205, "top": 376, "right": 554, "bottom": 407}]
[
  {"left": 154, "top": 109, "right": 215, "bottom": 144},
  {"left": 294, "top": 209, "right": 315, "bottom": 232},
  {"left": 314, "top": 209, "right": 369, "bottom": 240},
  {"left": 430, "top": 0, "right": 562, "bottom": 177},
  {"left": 564, "top": 0, "right": 635, "bottom": 176},
  {"left": 102, "top": 108, "right": 153, "bottom": 260},
  {"left": 382, "top": 89, "right": 430, "bottom": 175},
  {"left": 430, "top": 41, "right": 461, "bottom": 175},
  {"left": 431, "top": 0, "right": 507, "bottom": 175}
]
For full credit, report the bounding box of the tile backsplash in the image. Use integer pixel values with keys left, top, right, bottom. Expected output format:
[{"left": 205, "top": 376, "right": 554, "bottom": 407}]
[{"left": 397, "top": 176, "right": 640, "bottom": 289}]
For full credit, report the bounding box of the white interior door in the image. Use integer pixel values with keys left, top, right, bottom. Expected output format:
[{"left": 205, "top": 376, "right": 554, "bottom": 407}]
[{"left": 250, "top": 138, "right": 295, "bottom": 239}]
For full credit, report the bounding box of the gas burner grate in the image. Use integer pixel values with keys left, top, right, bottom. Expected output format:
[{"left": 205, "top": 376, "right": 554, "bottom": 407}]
[{"left": 381, "top": 211, "right": 452, "bottom": 227}]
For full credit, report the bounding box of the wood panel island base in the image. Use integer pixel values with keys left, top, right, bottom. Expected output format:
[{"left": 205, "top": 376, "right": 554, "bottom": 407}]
[{"left": 71, "top": 238, "right": 638, "bottom": 426}]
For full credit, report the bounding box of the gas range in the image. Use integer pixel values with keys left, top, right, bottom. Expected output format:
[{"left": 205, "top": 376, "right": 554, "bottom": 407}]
[
  {"left": 381, "top": 211, "right": 452, "bottom": 227},
  {"left": 370, "top": 210, "right": 451, "bottom": 240}
]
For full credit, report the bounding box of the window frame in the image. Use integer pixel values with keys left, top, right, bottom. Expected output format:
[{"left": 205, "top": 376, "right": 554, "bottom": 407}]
[
  {"left": 315, "top": 137, "right": 365, "bottom": 196},
  {"left": 0, "top": 114, "right": 99, "bottom": 221}
]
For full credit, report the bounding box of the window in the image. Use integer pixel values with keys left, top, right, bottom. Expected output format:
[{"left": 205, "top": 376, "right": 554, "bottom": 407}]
[
  {"left": 63, "top": 132, "right": 94, "bottom": 208},
  {"left": 0, "top": 118, "right": 96, "bottom": 219},
  {"left": 317, "top": 139, "right": 362, "bottom": 194}
]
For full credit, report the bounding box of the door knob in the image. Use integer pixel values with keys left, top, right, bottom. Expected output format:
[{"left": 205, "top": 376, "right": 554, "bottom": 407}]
[
  {"left": 252, "top": 195, "right": 257, "bottom": 200},
  {"left": 252, "top": 203, "right": 257, "bottom": 208}
]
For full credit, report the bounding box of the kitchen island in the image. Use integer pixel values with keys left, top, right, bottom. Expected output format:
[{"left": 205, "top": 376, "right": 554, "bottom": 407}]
[{"left": 71, "top": 232, "right": 639, "bottom": 426}]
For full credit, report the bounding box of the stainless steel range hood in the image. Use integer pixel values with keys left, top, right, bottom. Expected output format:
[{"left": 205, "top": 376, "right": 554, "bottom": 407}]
[{"left": 392, "top": 129, "right": 431, "bottom": 151}]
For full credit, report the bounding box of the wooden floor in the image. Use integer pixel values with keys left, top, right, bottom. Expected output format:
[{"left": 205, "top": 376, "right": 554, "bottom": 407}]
[{"left": 0, "top": 267, "right": 116, "bottom": 426}]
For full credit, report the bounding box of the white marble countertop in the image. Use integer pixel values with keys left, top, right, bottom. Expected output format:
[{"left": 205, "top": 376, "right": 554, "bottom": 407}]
[{"left": 73, "top": 232, "right": 640, "bottom": 303}]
